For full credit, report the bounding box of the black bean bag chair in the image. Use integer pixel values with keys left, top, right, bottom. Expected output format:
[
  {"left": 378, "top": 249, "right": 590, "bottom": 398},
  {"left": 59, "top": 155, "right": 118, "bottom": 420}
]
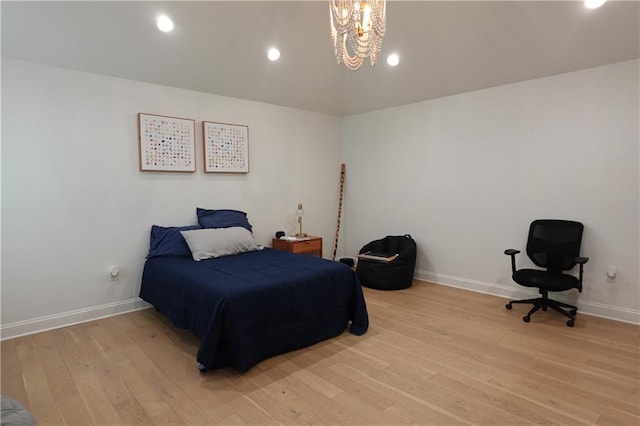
[{"left": 356, "top": 234, "right": 417, "bottom": 290}]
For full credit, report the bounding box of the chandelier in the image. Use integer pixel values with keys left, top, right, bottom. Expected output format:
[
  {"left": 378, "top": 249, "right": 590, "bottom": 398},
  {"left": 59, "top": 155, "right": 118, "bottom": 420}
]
[{"left": 330, "top": 0, "right": 386, "bottom": 71}]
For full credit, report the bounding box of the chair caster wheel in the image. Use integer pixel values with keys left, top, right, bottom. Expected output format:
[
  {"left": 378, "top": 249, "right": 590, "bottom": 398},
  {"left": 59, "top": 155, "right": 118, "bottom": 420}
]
[
  {"left": 522, "top": 316, "right": 530, "bottom": 323},
  {"left": 570, "top": 309, "right": 577, "bottom": 316},
  {"left": 566, "top": 320, "right": 574, "bottom": 327},
  {"left": 505, "top": 303, "right": 512, "bottom": 310}
]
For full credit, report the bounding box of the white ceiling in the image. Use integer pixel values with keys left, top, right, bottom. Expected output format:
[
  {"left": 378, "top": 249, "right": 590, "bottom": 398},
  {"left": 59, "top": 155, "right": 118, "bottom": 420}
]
[{"left": 2, "top": 1, "right": 639, "bottom": 116}]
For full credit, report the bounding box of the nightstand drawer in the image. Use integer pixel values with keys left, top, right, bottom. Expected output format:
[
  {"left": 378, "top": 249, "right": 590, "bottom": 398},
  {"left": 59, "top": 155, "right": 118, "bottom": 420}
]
[
  {"left": 289, "top": 238, "right": 322, "bottom": 254},
  {"left": 272, "top": 236, "right": 323, "bottom": 257}
]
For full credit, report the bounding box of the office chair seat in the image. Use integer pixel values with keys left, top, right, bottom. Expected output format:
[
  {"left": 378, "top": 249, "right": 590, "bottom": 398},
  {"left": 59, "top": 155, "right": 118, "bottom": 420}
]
[{"left": 513, "top": 269, "right": 580, "bottom": 292}]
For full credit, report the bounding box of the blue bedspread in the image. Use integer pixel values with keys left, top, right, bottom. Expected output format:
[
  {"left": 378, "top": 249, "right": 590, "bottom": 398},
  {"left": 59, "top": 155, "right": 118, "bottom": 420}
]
[{"left": 140, "top": 248, "right": 368, "bottom": 372}]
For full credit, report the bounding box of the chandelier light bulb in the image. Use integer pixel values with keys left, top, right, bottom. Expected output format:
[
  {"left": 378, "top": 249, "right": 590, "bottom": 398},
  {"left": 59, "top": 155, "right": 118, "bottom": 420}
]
[
  {"left": 361, "top": 5, "right": 372, "bottom": 33},
  {"left": 156, "top": 15, "right": 174, "bottom": 32}
]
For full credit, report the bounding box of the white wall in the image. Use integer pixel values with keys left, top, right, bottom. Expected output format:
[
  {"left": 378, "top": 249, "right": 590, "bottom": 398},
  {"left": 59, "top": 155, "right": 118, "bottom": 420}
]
[
  {"left": 3, "top": 58, "right": 638, "bottom": 337},
  {"left": 1, "top": 59, "right": 344, "bottom": 336},
  {"left": 343, "top": 60, "right": 639, "bottom": 323}
]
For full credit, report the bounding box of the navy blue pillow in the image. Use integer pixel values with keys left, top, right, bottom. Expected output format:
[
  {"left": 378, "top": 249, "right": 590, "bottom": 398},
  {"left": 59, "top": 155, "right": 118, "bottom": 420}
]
[
  {"left": 147, "top": 224, "right": 201, "bottom": 258},
  {"left": 196, "top": 208, "right": 253, "bottom": 232}
]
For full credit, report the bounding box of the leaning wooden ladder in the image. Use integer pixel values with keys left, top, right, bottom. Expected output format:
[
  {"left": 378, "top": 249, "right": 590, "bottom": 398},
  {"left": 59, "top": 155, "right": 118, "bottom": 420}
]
[{"left": 332, "top": 164, "right": 346, "bottom": 261}]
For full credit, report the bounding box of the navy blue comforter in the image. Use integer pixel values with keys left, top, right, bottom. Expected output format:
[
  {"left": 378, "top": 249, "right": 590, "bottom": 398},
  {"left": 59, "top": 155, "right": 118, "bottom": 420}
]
[{"left": 140, "top": 248, "right": 368, "bottom": 372}]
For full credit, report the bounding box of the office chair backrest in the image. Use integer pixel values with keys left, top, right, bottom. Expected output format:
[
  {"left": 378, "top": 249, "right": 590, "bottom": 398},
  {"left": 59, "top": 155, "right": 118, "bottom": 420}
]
[{"left": 526, "top": 220, "right": 584, "bottom": 272}]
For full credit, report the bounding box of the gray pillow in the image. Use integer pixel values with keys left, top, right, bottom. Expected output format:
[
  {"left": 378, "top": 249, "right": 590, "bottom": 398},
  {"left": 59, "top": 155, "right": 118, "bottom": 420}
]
[{"left": 180, "top": 227, "right": 262, "bottom": 261}]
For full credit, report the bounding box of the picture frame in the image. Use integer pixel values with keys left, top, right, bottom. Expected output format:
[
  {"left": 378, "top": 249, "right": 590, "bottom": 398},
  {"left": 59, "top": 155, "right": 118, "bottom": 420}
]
[
  {"left": 138, "top": 113, "right": 196, "bottom": 172},
  {"left": 202, "top": 121, "right": 249, "bottom": 173}
]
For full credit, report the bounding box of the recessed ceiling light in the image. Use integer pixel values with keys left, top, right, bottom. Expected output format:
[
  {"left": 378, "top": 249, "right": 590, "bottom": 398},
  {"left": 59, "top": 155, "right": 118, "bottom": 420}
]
[
  {"left": 387, "top": 53, "right": 399, "bottom": 67},
  {"left": 267, "top": 47, "right": 281, "bottom": 61},
  {"left": 584, "top": 0, "right": 607, "bottom": 9},
  {"left": 156, "top": 15, "right": 174, "bottom": 32}
]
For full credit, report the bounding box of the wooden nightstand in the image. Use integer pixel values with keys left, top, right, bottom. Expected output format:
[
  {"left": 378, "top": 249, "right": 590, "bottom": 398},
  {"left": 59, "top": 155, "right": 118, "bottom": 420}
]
[{"left": 272, "top": 236, "right": 323, "bottom": 257}]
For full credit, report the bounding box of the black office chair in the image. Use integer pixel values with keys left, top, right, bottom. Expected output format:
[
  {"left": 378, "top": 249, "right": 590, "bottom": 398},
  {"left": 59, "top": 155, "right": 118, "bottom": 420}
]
[{"left": 504, "top": 219, "right": 588, "bottom": 327}]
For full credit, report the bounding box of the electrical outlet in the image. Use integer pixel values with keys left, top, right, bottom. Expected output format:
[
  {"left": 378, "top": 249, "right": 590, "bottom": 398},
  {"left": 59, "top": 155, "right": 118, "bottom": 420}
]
[
  {"left": 109, "top": 266, "right": 120, "bottom": 281},
  {"left": 606, "top": 265, "right": 616, "bottom": 281}
]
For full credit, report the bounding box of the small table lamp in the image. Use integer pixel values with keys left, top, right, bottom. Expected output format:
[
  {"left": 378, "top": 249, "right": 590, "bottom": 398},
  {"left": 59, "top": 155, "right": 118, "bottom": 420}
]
[{"left": 295, "top": 203, "right": 307, "bottom": 237}]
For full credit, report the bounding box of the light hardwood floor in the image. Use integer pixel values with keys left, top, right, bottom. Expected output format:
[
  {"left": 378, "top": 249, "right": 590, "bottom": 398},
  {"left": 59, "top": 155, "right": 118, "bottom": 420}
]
[{"left": 2, "top": 282, "right": 639, "bottom": 425}]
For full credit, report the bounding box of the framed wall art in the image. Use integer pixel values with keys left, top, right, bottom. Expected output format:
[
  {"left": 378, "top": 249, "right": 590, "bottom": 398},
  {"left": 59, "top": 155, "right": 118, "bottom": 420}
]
[
  {"left": 202, "top": 121, "right": 249, "bottom": 173},
  {"left": 138, "top": 113, "right": 196, "bottom": 172}
]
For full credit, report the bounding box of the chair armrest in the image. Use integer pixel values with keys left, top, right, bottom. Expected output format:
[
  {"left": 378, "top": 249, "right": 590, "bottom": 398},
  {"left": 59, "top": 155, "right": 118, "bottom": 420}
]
[
  {"left": 504, "top": 249, "right": 520, "bottom": 274},
  {"left": 575, "top": 257, "right": 589, "bottom": 292}
]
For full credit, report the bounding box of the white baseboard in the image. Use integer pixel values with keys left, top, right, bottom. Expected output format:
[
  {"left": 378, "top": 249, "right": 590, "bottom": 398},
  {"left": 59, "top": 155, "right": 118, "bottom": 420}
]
[
  {"left": 0, "top": 298, "right": 152, "bottom": 341},
  {"left": 2, "top": 274, "right": 637, "bottom": 340},
  {"left": 415, "top": 270, "right": 640, "bottom": 325}
]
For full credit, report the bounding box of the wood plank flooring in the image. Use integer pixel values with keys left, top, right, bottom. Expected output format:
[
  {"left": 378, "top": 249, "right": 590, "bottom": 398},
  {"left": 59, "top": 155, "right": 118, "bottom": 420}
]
[{"left": 2, "top": 281, "right": 639, "bottom": 425}]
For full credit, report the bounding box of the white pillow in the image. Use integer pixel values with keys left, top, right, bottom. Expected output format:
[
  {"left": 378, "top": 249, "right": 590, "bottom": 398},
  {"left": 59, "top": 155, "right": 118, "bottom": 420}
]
[{"left": 180, "top": 227, "right": 262, "bottom": 261}]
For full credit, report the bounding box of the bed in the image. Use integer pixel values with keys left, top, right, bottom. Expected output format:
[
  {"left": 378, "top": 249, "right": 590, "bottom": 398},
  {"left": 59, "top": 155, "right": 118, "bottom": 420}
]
[{"left": 140, "top": 247, "right": 369, "bottom": 372}]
